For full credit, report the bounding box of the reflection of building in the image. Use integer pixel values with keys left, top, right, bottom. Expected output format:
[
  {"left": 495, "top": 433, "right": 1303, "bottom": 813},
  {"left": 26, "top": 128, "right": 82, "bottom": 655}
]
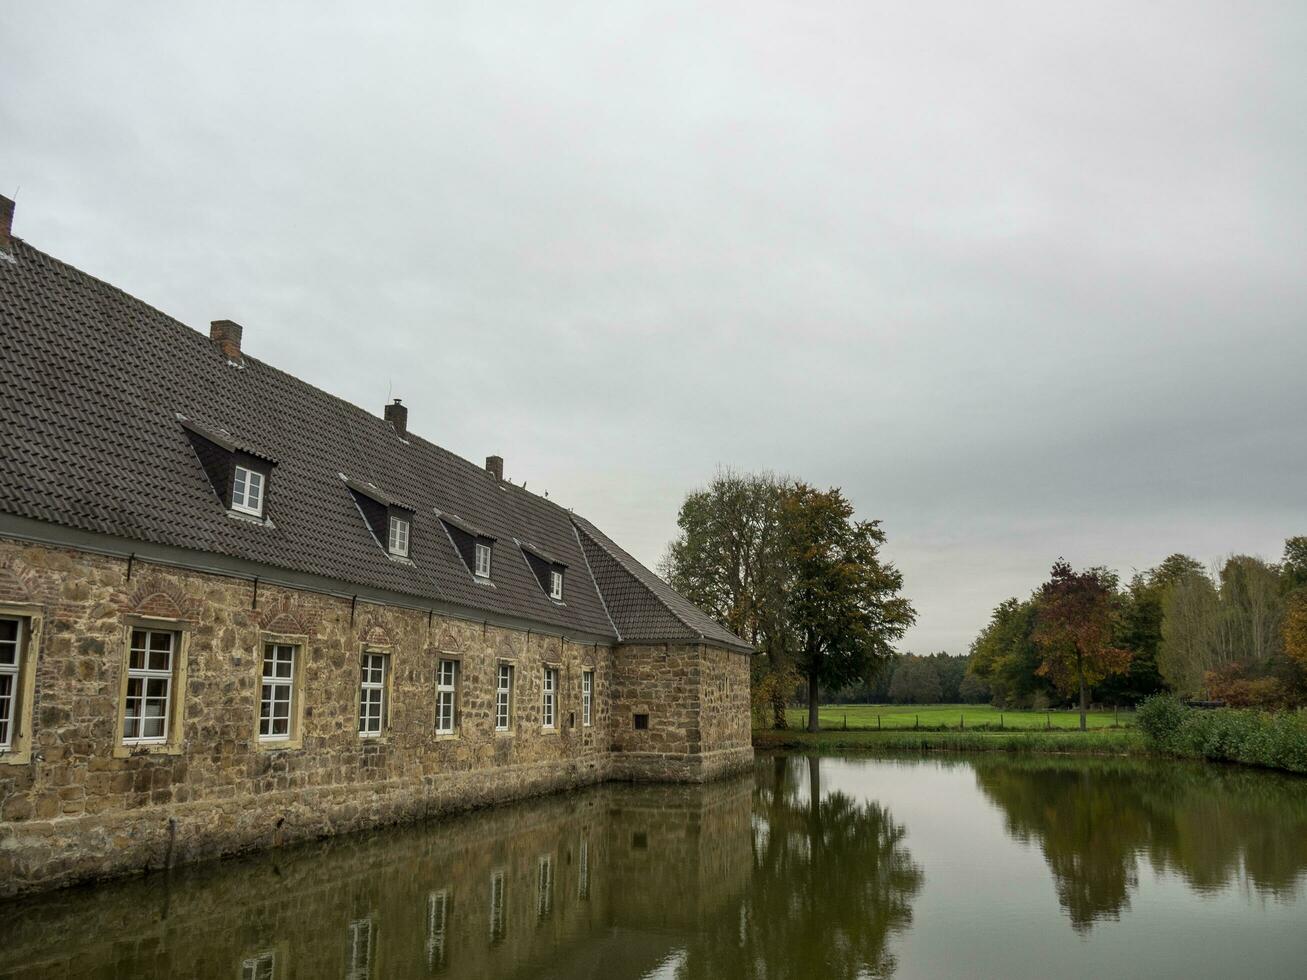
[
  {"left": 0, "top": 199, "right": 753, "bottom": 897},
  {"left": 0, "top": 776, "right": 755, "bottom": 979}
]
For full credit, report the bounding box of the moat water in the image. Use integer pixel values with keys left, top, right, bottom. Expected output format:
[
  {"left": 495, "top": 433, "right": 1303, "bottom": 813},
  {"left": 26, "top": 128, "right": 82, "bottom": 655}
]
[{"left": 1, "top": 752, "right": 1305, "bottom": 979}]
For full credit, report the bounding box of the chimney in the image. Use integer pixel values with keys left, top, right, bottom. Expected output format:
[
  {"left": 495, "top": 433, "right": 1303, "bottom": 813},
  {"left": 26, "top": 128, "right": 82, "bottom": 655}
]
[
  {"left": 384, "top": 398, "right": 408, "bottom": 437},
  {"left": 0, "top": 195, "right": 14, "bottom": 252},
  {"left": 485, "top": 455, "right": 504, "bottom": 481},
  {"left": 209, "top": 320, "right": 243, "bottom": 360}
]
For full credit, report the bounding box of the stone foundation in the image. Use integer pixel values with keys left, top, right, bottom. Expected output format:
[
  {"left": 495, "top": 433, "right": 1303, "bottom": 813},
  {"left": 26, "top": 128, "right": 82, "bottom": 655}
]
[{"left": 0, "top": 538, "right": 753, "bottom": 897}]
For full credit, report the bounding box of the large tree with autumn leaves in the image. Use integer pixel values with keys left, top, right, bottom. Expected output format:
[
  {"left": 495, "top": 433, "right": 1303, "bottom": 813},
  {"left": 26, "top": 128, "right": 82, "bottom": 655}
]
[{"left": 1031, "top": 560, "right": 1132, "bottom": 730}]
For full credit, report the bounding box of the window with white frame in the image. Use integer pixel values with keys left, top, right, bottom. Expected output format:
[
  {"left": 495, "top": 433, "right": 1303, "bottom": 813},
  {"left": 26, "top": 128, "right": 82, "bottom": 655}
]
[
  {"left": 582, "top": 670, "right": 593, "bottom": 728},
  {"left": 549, "top": 568, "right": 563, "bottom": 601},
  {"left": 0, "top": 617, "right": 22, "bottom": 751},
  {"left": 495, "top": 663, "right": 513, "bottom": 731},
  {"left": 240, "top": 951, "right": 276, "bottom": 980},
  {"left": 259, "top": 643, "right": 296, "bottom": 741},
  {"left": 436, "top": 659, "right": 458, "bottom": 734},
  {"left": 426, "top": 889, "right": 449, "bottom": 970},
  {"left": 537, "top": 853, "right": 554, "bottom": 918},
  {"left": 489, "top": 870, "right": 507, "bottom": 943},
  {"left": 123, "top": 628, "right": 177, "bottom": 744},
  {"left": 474, "top": 540, "right": 492, "bottom": 578},
  {"left": 231, "top": 465, "right": 264, "bottom": 516},
  {"left": 358, "top": 652, "right": 387, "bottom": 737},
  {"left": 388, "top": 515, "right": 410, "bottom": 557},
  {"left": 346, "top": 917, "right": 373, "bottom": 980},
  {"left": 541, "top": 667, "right": 557, "bottom": 729}
]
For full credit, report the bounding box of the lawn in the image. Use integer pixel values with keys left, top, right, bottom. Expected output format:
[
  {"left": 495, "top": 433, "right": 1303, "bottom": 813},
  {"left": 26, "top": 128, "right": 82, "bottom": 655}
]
[{"left": 781, "top": 703, "right": 1134, "bottom": 731}]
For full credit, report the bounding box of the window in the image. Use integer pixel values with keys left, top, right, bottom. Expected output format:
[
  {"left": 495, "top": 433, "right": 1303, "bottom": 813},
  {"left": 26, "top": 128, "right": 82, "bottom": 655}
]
[
  {"left": 231, "top": 465, "right": 264, "bottom": 516},
  {"left": 549, "top": 569, "right": 563, "bottom": 601},
  {"left": 358, "top": 652, "right": 388, "bottom": 737},
  {"left": 537, "top": 853, "right": 554, "bottom": 918},
  {"left": 0, "top": 617, "right": 22, "bottom": 751},
  {"left": 346, "top": 918, "right": 373, "bottom": 980},
  {"left": 123, "top": 629, "right": 176, "bottom": 744},
  {"left": 542, "top": 668, "right": 557, "bottom": 729},
  {"left": 582, "top": 670, "right": 593, "bottom": 727},
  {"left": 388, "top": 515, "right": 410, "bottom": 557},
  {"left": 489, "top": 870, "right": 507, "bottom": 943},
  {"left": 633, "top": 712, "right": 649, "bottom": 731},
  {"left": 240, "top": 952, "right": 276, "bottom": 980},
  {"left": 495, "top": 663, "right": 513, "bottom": 731},
  {"left": 427, "top": 889, "right": 449, "bottom": 970},
  {"left": 436, "top": 659, "right": 458, "bottom": 734},
  {"left": 259, "top": 643, "right": 296, "bottom": 742},
  {"left": 474, "top": 540, "right": 492, "bottom": 578}
]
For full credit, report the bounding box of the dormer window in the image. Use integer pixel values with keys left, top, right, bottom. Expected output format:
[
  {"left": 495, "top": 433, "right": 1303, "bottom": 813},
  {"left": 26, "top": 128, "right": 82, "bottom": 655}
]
[
  {"left": 475, "top": 541, "right": 492, "bottom": 578},
  {"left": 520, "top": 541, "right": 568, "bottom": 603},
  {"left": 439, "top": 512, "right": 496, "bottom": 582},
  {"left": 178, "top": 415, "right": 277, "bottom": 521},
  {"left": 388, "top": 515, "right": 410, "bottom": 557},
  {"left": 231, "top": 465, "right": 264, "bottom": 516}
]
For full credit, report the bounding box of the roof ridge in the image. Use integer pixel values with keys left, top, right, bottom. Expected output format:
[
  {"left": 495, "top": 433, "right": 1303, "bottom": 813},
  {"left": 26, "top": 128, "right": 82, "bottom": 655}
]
[{"left": 571, "top": 515, "right": 703, "bottom": 641}]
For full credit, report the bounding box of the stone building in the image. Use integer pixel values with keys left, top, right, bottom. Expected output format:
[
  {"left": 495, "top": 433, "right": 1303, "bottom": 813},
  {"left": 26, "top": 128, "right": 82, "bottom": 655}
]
[{"left": 0, "top": 196, "right": 753, "bottom": 897}]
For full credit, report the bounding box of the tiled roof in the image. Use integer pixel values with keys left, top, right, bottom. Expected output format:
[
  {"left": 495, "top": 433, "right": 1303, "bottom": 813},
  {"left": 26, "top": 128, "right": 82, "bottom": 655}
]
[
  {"left": 572, "top": 515, "right": 752, "bottom": 651},
  {"left": 0, "top": 234, "right": 750, "bottom": 652}
]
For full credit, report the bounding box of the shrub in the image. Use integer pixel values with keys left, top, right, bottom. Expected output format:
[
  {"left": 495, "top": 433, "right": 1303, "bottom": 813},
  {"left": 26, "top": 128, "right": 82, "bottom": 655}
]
[{"left": 1136, "top": 694, "right": 1188, "bottom": 745}]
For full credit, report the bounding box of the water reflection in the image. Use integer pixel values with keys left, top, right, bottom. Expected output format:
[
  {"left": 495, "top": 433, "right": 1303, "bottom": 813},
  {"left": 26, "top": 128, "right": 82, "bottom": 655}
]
[
  {"left": 972, "top": 757, "right": 1307, "bottom": 932},
  {"left": 0, "top": 754, "right": 1303, "bottom": 978}
]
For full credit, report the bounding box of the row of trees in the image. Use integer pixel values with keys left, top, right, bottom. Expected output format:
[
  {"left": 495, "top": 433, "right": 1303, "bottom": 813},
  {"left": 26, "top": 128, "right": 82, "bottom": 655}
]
[
  {"left": 661, "top": 470, "right": 915, "bottom": 731},
  {"left": 969, "top": 539, "right": 1307, "bottom": 715},
  {"left": 826, "top": 652, "right": 990, "bottom": 705}
]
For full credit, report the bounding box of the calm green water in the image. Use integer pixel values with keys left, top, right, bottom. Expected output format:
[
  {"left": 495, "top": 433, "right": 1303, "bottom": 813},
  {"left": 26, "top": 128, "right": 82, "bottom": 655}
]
[{"left": 2, "top": 753, "right": 1305, "bottom": 979}]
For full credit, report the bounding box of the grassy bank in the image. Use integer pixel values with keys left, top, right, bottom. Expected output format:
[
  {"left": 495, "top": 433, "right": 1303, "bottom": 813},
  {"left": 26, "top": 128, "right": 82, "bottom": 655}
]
[
  {"left": 1136, "top": 696, "right": 1307, "bottom": 775},
  {"left": 754, "top": 726, "right": 1147, "bottom": 756},
  {"left": 783, "top": 703, "right": 1134, "bottom": 732}
]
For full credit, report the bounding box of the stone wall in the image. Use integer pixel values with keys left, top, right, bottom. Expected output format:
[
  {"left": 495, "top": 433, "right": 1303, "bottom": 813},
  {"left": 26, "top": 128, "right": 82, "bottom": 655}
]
[{"left": 0, "top": 537, "right": 753, "bottom": 897}]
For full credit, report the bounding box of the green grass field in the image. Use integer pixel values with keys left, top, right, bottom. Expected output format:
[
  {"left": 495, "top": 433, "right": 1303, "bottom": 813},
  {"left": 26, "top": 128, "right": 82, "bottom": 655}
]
[
  {"left": 754, "top": 727, "right": 1147, "bottom": 756},
  {"left": 781, "top": 703, "right": 1134, "bottom": 731}
]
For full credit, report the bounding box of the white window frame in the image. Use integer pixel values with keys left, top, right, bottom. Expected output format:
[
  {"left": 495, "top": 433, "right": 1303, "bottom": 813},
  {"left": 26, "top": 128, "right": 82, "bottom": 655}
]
[
  {"left": 495, "top": 663, "right": 513, "bottom": 731},
  {"left": 537, "top": 853, "right": 554, "bottom": 917},
  {"left": 582, "top": 670, "right": 593, "bottom": 728},
  {"left": 346, "top": 917, "right": 373, "bottom": 980},
  {"left": 474, "top": 540, "right": 492, "bottom": 578},
  {"left": 426, "top": 889, "right": 449, "bottom": 969},
  {"left": 489, "top": 870, "right": 507, "bottom": 942},
  {"left": 388, "top": 515, "right": 410, "bottom": 557},
  {"left": 358, "top": 652, "right": 387, "bottom": 737},
  {"left": 549, "top": 568, "right": 563, "bottom": 601},
  {"left": 259, "top": 643, "right": 296, "bottom": 742},
  {"left": 123, "top": 628, "right": 176, "bottom": 744},
  {"left": 0, "top": 616, "right": 22, "bottom": 751},
  {"left": 542, "top": 667, "right": 557, "bottom": 730},
  {"left": 240, "top": 951, "right": 276, "bottom": 980},
  {"left": 436, "top": 659, "right": 458, "bottom": 734},
  {"left": 231, "top": 465, "right": 264, "bottom": 517}
]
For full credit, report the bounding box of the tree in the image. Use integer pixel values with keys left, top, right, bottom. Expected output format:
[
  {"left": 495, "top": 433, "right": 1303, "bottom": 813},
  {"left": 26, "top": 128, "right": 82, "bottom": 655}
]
[
  {"left": 967, "top": 598, "right": 1048, "bottom": 708},
  {"left": 662, "top": 469, "right": 792, "bottom": 727},
  {"left": 1030, "top": 560, "right": 1131, "bottom": 730},
  {"left": 958, "top": 671, "right": 991, "bottom": 703},
  {"left": 783, "top": 483, "right": 915, "bottom": 732},
  {"left": 888, "top": 656, "right": 942, "bottom": 704},
  {"left": 1158, "top": 569, "right": 1220, "bottom": 695}
]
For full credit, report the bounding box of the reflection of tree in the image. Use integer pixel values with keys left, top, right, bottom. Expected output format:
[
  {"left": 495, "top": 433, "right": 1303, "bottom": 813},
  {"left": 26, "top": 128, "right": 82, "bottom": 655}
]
[
  {"left": 683, "top": 755, "right": 923, "bottom": 980},
  {"left": 974, "top": 757, "right": 1307, "bottom": 933}
]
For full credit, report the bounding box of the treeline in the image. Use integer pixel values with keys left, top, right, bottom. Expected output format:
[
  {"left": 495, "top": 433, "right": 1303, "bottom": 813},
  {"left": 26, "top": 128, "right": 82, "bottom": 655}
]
[
  {"left": 969, "top": 538, "right": 1307, "bottom": 710},
  {"left": 826, "top": 652, "right": 990, "bottom": 705}
]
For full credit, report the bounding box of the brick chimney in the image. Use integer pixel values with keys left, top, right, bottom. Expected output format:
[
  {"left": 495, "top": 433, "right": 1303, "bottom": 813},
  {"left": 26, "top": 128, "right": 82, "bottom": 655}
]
[
  {"left": 384, "top": 398, "right": 408, "bottom": 437},
  {"left": 486, "top": 455, "right": 504, "bottom": 481},
  {"left": 209, "top": 320, "right": 243, "bottom": 360},
  {"left": 0, "top": 195, "right": 14, "bottom": 252}
]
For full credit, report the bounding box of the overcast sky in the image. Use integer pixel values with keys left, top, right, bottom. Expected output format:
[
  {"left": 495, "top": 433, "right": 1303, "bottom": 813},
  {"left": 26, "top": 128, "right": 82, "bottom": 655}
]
[{"left": 3, "top": 2, "right": 1304, "bottom": 653}]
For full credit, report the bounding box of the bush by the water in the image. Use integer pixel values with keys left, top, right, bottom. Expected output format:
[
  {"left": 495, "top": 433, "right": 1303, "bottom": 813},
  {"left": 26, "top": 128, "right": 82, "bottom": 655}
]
[{"left": 1136, "top": 695, "right": 1307, "bottom": 774}]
